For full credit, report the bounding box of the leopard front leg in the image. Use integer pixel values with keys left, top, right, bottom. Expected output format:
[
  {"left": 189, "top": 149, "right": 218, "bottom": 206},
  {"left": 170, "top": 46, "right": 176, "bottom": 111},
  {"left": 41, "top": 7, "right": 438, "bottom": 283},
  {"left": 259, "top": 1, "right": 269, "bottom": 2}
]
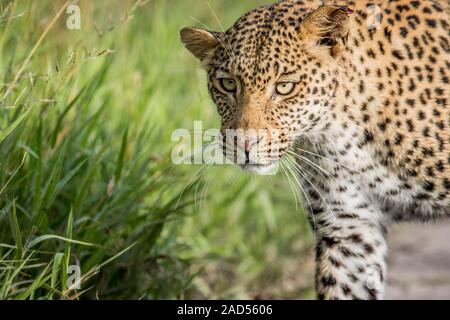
[{"left": 306, "top": 182, "right": 388, "bottom": 300}]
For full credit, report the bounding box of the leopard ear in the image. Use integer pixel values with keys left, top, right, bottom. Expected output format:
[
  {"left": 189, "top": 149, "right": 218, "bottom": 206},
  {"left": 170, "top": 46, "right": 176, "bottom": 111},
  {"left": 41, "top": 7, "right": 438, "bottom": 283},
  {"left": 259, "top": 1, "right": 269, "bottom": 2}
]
[
  {"left": 300, "top": 5, "right": 352, "bottom": 58},
  {"left": 180, "top": 27, "right": 219, "bottom": 64}
]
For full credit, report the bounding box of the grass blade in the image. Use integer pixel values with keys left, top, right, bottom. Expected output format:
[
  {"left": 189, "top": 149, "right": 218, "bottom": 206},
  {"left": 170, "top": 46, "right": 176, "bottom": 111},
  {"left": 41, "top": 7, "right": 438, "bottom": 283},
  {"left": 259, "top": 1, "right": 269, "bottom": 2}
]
[
  {"left": 50, "top": 252, "right": 64, "bottom": 299},
  {"left": 0, "top": 107, "right": 31, "bottom": 144},
  {"left": 115, "top": 126, "right": 128, "bottom": 182},
  {"left": 26, "top": 234, "right": 94, "bottom": 249},
  {"left": 8, "top": 200, "right": 23, "bottom": 264},
  {"left": 62, "top": 208, "right": 73, "bottom": 291}
]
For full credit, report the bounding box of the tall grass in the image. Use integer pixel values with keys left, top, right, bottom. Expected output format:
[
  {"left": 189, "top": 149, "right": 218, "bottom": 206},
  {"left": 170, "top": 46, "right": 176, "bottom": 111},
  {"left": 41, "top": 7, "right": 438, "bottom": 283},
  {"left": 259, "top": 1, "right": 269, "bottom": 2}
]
[{"left": 0, "top": 0, "right": 313, "bottom": 299}]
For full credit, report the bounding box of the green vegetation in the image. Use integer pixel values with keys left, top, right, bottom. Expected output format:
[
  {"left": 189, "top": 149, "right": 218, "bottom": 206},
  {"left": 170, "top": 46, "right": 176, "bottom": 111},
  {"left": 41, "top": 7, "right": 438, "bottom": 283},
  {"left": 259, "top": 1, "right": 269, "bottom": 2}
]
[{"left": 0, "top": 0, "right": 313, "bottom": 299}]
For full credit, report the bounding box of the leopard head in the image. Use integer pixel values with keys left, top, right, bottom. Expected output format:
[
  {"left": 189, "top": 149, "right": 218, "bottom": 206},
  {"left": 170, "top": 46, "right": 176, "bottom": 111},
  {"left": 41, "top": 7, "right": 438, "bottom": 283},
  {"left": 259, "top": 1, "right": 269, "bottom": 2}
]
[{"left": 181, "top": 3, "right": 351, "bottom": 174}]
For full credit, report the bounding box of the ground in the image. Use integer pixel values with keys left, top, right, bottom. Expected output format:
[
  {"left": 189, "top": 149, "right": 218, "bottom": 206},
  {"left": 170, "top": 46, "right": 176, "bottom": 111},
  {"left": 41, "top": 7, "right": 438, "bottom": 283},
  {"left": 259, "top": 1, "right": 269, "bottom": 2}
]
[
  {"left": 386, "top": 222, "right": 450, "bottom": 299},
  {"left": 254, "top": 221, "right": 450, "bottom": 300}
]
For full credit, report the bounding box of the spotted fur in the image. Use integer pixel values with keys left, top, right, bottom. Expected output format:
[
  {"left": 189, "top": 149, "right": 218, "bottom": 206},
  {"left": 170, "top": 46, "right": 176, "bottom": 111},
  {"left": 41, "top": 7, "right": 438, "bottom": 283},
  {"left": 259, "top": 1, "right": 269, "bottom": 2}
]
[{"left": 181, "top": 0, "right": 450, "bottom": 299}]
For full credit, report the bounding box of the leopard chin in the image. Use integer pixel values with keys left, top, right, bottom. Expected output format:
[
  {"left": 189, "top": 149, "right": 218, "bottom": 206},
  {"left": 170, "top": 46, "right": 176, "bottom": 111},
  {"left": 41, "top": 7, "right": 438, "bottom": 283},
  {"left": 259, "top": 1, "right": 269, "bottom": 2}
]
[{"left": 240, "top": 162, "right": 279, "bottom": 175}]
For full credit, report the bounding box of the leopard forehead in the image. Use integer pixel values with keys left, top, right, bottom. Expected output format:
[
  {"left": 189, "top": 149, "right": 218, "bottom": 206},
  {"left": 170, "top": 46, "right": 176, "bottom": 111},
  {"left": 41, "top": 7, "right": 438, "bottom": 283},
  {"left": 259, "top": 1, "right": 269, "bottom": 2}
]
[{"left": 210, "top": 1, "right": 313, "bottom": 88}]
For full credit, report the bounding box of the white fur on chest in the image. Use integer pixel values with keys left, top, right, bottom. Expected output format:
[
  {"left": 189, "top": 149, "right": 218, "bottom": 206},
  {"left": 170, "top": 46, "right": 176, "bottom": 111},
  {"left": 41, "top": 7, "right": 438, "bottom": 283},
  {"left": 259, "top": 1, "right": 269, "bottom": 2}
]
[{"left": 314, "top": 123, "right": 438, "bottom": 220}]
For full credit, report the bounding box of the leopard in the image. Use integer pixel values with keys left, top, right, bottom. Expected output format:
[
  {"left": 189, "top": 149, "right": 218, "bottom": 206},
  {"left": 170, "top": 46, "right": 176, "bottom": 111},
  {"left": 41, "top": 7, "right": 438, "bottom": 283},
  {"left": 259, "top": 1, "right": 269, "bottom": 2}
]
[{"left": 180, "top": 0, "right": 450, "bottom": 299}]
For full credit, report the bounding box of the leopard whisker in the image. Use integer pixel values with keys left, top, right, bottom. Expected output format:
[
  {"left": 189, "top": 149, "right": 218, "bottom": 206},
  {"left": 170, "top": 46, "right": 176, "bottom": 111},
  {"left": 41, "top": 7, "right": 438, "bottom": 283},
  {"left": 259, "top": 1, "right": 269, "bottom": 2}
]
[
  {"left": 175, "top": 159, "right": 212, "bottom": 210},
  {"left": 188, "top": 15, "right": 233, "bottom": 61},
  {"left": 196, "top": 172, "right": 212, "bottom": 212},
  {"left": 284, "top": 155, "right": 332, "bottom": 219},
  {"left": 205, "top": 0, "right": 237, "bottom": 61},
  {"left": 281, "top": 157, "right": 317, "bottom": 235},
  {"left": 279, "top": 158, "right": 301, "bottom": 210},
  {"left": 323, "top": 131, "right": 370, "bottom": 176},
  {"left": 295, "top": 147, "right": 353, "bottom": 173},
  {"left": 287, "top": 132, "right": 355, "bottom": 173},
  {"left": 287, "top": 149, "right": 334, "bottom": 179},
  {"left": 286, "top": 152, "right": 334, "bottom": 187}
]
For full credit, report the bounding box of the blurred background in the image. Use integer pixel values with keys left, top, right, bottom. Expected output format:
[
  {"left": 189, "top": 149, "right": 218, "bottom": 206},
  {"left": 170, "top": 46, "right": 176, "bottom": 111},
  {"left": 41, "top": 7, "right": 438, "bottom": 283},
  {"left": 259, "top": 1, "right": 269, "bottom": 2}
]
[{"left": 1, "top": 0, "right": 449, "bottom": 300}]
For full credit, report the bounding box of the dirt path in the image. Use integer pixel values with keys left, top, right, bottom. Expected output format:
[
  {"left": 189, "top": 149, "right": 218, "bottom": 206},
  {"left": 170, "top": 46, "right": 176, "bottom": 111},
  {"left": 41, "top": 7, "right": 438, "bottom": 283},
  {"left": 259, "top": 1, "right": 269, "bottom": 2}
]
[{"left": 386, "top": 222, "right": 450, "bottom": 299}]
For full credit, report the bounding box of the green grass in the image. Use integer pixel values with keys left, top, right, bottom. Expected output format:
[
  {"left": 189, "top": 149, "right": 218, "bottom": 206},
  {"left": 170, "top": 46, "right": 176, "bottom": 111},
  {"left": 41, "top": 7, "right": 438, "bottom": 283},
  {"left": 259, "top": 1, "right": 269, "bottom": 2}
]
[{"left": 0, "top": 0, "right": 314, "bottom": 299}]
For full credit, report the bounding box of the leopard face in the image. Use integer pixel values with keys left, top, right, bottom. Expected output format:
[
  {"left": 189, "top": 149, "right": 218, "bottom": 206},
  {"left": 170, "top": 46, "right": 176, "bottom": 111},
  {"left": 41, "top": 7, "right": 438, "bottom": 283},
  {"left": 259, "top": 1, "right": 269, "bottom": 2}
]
[{"left": 181, "top": 3, "right": 350, "bottom": 174}]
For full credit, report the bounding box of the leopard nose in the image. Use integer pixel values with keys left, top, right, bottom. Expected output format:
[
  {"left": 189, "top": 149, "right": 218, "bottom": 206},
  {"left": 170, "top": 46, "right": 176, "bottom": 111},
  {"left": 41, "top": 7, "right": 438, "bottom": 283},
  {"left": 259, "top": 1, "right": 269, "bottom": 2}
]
[
  {"left": 244, "top": 136, "right": 262, "bottom": 153},
  {"left": 244, "top": 139, "right": 252, "bottom": 154},
  {"left": 244, "top": 136, "right": 263, "bottom": 163}
]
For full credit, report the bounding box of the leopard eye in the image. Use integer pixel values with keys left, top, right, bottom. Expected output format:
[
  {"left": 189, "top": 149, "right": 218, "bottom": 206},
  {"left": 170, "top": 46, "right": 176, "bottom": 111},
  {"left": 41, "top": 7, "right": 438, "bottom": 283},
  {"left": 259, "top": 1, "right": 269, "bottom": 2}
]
[
  {"left": 275, "top": 82, "right": 295, "bottom": 95},
  {"left": 219, "top": 78, "right": 237, "bottom": 92}
]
